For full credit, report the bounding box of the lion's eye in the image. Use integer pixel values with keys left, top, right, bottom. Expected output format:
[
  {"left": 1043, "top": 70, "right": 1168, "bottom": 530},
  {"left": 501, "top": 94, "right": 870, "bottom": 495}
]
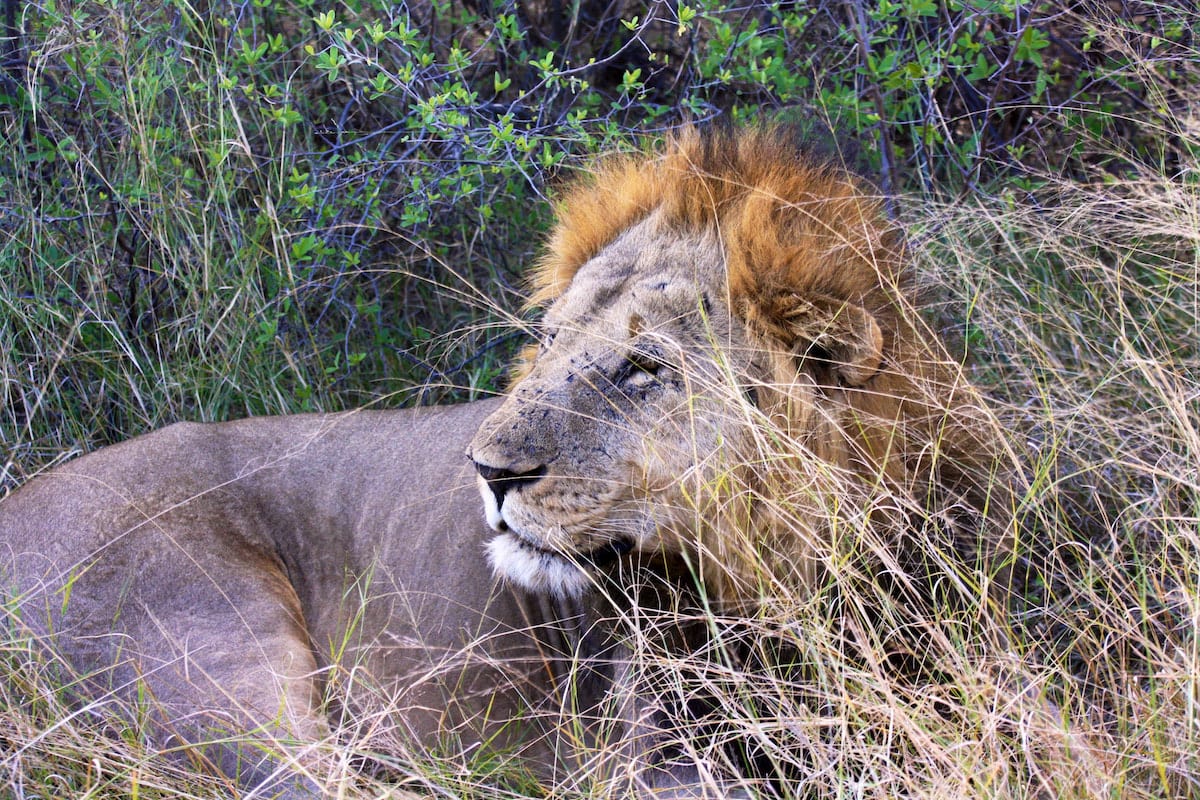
[
  {"left": 617, "top": 351, "right": 668, "bottom": 390},
  {"left": 538, "top": 328, "right": 558, "bottom": 352}
]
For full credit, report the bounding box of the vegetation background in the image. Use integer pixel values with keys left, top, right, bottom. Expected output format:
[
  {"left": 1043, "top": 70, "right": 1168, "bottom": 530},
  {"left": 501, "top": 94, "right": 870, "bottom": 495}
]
[{"left": 1, "top": 0, "right": 1197, "bottom": 797}]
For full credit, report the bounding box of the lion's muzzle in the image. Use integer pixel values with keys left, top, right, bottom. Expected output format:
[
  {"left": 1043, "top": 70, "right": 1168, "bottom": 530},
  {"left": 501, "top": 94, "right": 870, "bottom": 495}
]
[
  {"left": 470, "top": 443, "right": 621, "bottom": 599},
  {"left": 474, "top": 461, "right": 548, "bottom": 531}
]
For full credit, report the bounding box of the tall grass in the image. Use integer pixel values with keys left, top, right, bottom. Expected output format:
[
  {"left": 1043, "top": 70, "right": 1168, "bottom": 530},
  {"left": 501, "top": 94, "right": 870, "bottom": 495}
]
[
  {"left": 5, "top": 156, "right": 1196, "bottom": 798},
  {"left": 915, "top": 172, "right": 1200, "bottom": 799},
  {"left": 560, "top": 159, "right": 1200, "bottom": 800}
]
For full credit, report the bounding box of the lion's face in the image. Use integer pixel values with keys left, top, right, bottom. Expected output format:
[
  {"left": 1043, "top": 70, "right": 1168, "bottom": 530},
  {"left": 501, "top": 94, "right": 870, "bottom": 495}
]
[
  {"left": 468, "top": 214, "right": 765, "bottom": 598},
  {"left": 466, "top": 127, "right": 999, "bottom": 604}
]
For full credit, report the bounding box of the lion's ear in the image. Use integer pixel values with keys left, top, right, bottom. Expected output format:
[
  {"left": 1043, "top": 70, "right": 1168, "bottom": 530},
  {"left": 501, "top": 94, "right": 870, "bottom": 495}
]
[
  {"left": 803, "top": 296, "right": 883, "bottom": 386},
  {"left": 747, "top": 293, "right": 884, "bottom": 386}
]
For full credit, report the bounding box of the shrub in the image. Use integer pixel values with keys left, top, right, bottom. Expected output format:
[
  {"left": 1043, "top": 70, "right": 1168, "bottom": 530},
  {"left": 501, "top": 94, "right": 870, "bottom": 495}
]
[{"left": 3, "top": 1, "right": 1194, "bottom": 480}]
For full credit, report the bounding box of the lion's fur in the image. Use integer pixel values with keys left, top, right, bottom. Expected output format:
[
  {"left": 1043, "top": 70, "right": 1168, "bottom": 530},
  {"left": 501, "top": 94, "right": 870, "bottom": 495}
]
[
  {"left": 0, "top": 401, "right": 585, "bottom": 798},
  {"left": 534, "top": 128, "right": 900, "bottom": 307}
]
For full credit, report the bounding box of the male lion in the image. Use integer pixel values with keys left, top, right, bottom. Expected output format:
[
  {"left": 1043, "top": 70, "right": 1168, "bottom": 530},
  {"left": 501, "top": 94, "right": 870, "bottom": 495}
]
[{"left": 1, "top": 127, "right": 1008, "bottom": 798}]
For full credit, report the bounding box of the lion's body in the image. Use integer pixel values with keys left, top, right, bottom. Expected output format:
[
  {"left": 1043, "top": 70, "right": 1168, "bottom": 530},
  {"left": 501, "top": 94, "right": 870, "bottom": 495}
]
[
  {"left": 0, "top": 399, "right": 575, "bottom": 796},
  {"left": 1, "top": 127, "right": 1008, "bottom": 799}
]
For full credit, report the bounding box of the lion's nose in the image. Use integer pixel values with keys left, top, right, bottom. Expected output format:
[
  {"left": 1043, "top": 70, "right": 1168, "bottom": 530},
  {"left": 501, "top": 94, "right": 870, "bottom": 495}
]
[{"left": 474, "top": 462, "right": 547, "bottom": 511}]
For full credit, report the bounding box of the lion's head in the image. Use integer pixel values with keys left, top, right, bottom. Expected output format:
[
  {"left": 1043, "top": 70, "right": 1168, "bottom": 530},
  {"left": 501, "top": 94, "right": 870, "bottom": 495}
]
[{"left": 468, "top": 127, "right": 1005, "bottom": 606}]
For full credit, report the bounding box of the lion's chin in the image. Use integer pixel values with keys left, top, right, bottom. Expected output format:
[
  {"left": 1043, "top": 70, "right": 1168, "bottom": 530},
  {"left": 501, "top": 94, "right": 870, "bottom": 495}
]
[
  {"left": 486, "top": 532, "right": 591, "bottom": 599},
  {"left": 486, "top": 533, "right": 636, "bottom": 599}
]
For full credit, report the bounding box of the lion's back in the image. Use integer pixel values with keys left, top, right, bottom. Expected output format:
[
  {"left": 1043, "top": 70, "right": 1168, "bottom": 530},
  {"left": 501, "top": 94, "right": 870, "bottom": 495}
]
[{"left": 2, "top": 423, "right": 213, "bottom": 564}]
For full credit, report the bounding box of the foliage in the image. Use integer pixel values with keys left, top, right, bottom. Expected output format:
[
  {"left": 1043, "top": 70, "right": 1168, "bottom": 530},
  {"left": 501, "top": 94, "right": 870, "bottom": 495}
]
[
  {"left": 2, "top": 0, "right": 1195, "bottom": 477},
  {"left": 806, "top": 0, "right": 1198, "bottom": 191}
]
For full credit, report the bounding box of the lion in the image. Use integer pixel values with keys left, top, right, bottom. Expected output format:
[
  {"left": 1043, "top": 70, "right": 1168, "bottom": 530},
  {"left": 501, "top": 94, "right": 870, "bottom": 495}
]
[
  {"left": 465, "top": 128, "right": 1014, "bottom": 790},
  {"left": 0, "top": 126, "right": 1009, "bottom": 798}
]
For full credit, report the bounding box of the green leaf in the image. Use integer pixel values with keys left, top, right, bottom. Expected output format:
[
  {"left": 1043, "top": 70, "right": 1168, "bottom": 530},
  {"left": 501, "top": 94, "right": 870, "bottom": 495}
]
[
  {"left": 967, "top": 52, "right": 993, "bottom": 81},
  {"left": 1014, "top": 27, "right": 1050, "bottom": 65},
  {"left": 677, "top": 4, "right": 695, "bottom": 34},
  {"left": 291, "top": 235, "right": 320, "bottom": 261}
]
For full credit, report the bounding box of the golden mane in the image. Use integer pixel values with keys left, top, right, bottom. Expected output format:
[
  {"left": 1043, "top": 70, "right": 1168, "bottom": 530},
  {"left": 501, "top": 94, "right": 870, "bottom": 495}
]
[
  {"left": 531, "top": 126, "right": 903, "bottom": 318},
  {"left": 530, "top": 127, "right": 931, "bottom": 471}
]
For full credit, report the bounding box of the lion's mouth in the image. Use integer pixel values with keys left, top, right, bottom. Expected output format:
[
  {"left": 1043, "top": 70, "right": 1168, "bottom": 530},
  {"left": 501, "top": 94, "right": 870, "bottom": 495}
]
[{"left": 507, "top": 531, "right": 633, "bottom": 569}]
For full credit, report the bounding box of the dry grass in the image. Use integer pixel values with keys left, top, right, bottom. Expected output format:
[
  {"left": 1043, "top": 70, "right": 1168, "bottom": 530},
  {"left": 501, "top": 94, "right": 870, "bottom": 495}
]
[
  {"left": 910, "top": 170, "right": 1200, "bottom": 800},
  {"left": 3, "top": 167, "right": 1199, "bottom": 799},
  {"left": 566, "top": 164, "right": 1200, "bottom": 799}
]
